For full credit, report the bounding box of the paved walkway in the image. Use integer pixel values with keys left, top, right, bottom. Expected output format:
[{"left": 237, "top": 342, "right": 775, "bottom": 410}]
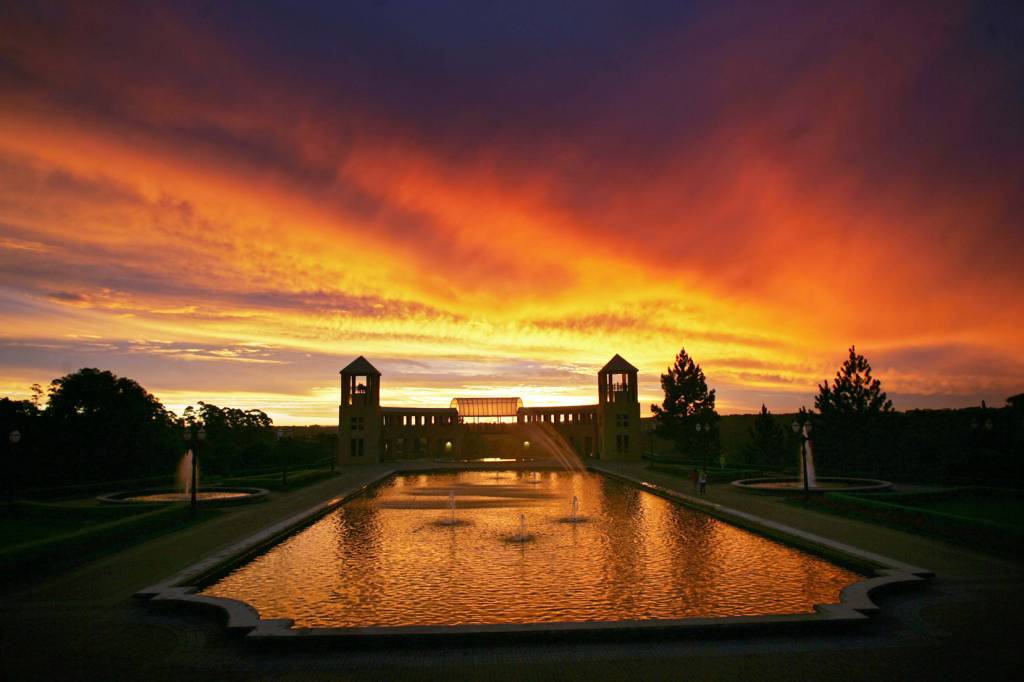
[{"left": 1, "top": 461, "right": 1021, "bottom": 681}]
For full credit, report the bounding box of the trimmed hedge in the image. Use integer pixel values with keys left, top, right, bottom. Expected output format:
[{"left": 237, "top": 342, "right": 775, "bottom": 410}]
[
  {"left": 647, "top": 463, "right": 771, "bottom": 484},
  {"left": 23, "top": 474, "right": 184, "bottom": 501},
  {"left": 220, "top": 467, "right": 336, "bottom": 491}
]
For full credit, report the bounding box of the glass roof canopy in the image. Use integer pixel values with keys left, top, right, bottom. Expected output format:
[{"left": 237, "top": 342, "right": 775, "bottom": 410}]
[{"left": 450, "top": 397, "right": 524, "bottom": 418}]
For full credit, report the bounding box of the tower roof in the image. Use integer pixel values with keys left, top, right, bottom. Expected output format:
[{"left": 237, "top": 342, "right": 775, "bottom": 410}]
[
  {"left": 599, "top": 354, "right": 638, "bottom": 374},
  {"left": 340, "top": 355, "right": 381, "bottom": 376}
]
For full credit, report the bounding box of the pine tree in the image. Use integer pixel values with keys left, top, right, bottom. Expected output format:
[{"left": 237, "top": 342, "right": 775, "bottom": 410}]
[
  {"left": 815, "top": 346, "right": 893, "bottom": 418},
  {"left": 813, "top": 346, "right": 894, "bottom": 473},
  {"left": 743, "top": 404, "right": 789, "bottom": 469},
  {"left": 651, "top": 347, "right": 719, "bottom": 462}
]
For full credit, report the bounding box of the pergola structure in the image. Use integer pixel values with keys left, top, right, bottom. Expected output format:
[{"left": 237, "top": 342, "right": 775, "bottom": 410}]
[{"left": 450, "top": 397, "right": 524, "bottom": 423}]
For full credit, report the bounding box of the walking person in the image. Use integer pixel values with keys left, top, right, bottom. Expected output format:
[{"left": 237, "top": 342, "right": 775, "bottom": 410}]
[
  {"left": 698, "top": 468, "right": 707, "bottom": 496},
  {"left": 690, "top": 467, "right": 699, "bottom": 493}
]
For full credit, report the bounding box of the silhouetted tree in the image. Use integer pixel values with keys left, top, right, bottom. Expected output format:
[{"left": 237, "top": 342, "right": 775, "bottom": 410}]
[
  {"left": 651, "top": 347, "right": 719, "bottom": 463},
  {"left": 816, "top": 346, "right": 893, "bottom": 417},
  {"left": 29, "top": 383, "right": 44, "bottom": 409},
  {"left": 1, "top": 397, "right": 41, "bottom": 495},
  {"left": 813, "top": 346, "right": 894, "bottom": 474},
  {"left": 43, "top": 368, "right": 180, "bottom": 482},
  {"left": 0, "top": 397, "right": 40, "bottom": 434},
  {"left": 742, "top": 405, "right": 789, "bottom": 469},
  {"left": 185, "top": 402, "right": 274, "bottom": 475}
]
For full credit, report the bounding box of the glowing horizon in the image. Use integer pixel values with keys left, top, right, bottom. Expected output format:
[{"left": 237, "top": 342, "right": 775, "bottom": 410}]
[{"left": 1, "top": 2, "right": 1022, "bottom": 425}]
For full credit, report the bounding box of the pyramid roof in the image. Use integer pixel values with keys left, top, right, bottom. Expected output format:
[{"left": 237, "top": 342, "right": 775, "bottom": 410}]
[
  {"left": 599, "top": 354, "right": 638, "bottom": 374},
  {"left": 340, "top": 355, "right": 381, "bottom": 375}
]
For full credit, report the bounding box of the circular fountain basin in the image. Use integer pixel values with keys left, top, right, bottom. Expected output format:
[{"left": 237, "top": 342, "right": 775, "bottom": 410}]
[
  {"left": 432, "top": 518, "right": 471, "bottom": 527},
  {"left": 731, "top": 477, "right": 892, "bottom": 494},
  {"left": 97, "top": 487, "right": 269, "bottom": 507}
]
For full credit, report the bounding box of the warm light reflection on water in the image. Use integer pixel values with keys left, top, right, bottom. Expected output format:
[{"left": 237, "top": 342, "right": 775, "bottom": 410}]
[{"left": 200, "top": 471, "right": 862, "bottom": 628}]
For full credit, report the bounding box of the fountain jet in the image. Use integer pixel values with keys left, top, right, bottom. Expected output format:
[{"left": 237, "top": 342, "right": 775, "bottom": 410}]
[
  {"left": 507, "top": 512, "right": 533, "bottom": 542},
  {"left": 800, "top": 439, "right": 818, "bottom": 489},
  {"left": 177, "top": 450, "right": 195, "bottom": 495}
]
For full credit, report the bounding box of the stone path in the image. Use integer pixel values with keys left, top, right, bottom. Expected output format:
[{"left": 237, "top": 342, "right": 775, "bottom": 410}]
[{"left": 1, "top": 461, "right": 1021, "bottom": 681}]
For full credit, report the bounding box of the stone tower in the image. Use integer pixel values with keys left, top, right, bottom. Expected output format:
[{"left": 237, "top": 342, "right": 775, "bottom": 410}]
[
  {"left": 597, "top": 354, "right": 642, "bottom": 459},
  {"left": 338, "top": 356, "right": 381, "bottom": 464}
]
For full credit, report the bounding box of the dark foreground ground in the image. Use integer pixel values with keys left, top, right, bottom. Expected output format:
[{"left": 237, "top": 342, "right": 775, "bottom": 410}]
[{"left": 1, "top": 461, "right": 1021, "bottom": 681}]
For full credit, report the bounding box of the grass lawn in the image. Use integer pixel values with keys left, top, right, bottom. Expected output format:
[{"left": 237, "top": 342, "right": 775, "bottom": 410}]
[
  {"left": 2, "top": 466, "right": 335, "bottom": 551},
  {"left": 1, "top": 502, "right": 149, "bottom": 549},
  {"left": 786, "top": 487, "right": 1024, "bottom": 557},
  {"left": 2, "top": 514, "right": 112, "bottom": 547},
  {"left": 1, "top": 500, "right": 221, "bottom": 586},
  {"left": 890, "top": 493, "right": 1024, "bottom": 528}
]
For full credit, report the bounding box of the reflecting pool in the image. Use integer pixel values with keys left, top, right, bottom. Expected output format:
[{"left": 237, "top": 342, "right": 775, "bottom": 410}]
[{"left": 200, "top": 470, "right": 862, "bottom": 628}]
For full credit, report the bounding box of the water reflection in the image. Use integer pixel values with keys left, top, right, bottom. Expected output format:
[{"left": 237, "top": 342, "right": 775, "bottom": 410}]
[{"left": 201, "top": 471, "right": 862, "bottom": 628}]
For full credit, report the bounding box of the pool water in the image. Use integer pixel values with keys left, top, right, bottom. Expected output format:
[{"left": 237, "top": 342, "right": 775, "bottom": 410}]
[{"left": 200, "top": 470, "right": 862, "bottom": 628}]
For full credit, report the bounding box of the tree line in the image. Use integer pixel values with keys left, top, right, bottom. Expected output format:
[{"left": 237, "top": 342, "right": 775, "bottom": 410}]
[
  {"left": 651, "top": 346, "right": 1024, "bottom": 482},
  {"left": 0, "top": 368, "right": 333, "bottom": 489}
]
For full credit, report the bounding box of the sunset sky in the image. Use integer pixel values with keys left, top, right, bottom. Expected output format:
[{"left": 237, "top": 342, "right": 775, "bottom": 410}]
[{"left": 1, "top": 1, "right": 1022, "bottom": 424}]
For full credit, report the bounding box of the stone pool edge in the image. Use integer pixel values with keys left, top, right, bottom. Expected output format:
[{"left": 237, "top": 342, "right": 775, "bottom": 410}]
[
  {"left": 593, "top": 466, "right": 933, "bottom": 619},
  {"left": 135, "top": 463, "right": 933, "bottom": 643},
  {"left": 135, "top": 468, "right": 398, "bottom": 626}
]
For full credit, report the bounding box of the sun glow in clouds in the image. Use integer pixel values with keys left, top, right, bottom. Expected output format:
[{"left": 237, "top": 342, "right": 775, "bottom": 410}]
[{"left": 1, "top": 1, "right": 1022, "bottom": 422}]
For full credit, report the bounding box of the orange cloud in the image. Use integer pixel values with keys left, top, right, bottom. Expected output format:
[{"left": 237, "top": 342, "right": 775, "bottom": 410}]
[{"left": 1, "top": 1, "right": 1021, "bottom": 422}]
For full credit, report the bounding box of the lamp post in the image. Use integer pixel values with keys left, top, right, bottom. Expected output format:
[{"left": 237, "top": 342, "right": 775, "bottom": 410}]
[
  {"left": 791, "top": 419, "right": 812, "bottom": 499},
  {"left": 184, "top": 426, "right": 206, "bottom": 514},
  {"left": 695, "top": 421, "right": 710, "bottom": 467},
  {"left": 970, "top": 412, "right": 995, "bottom": 473},
  {"left": 278, "top": 429, "right": 287, "bottom": 489},
  {"left": 8, "top": 430, "right": 20, "bottom": 504}
]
